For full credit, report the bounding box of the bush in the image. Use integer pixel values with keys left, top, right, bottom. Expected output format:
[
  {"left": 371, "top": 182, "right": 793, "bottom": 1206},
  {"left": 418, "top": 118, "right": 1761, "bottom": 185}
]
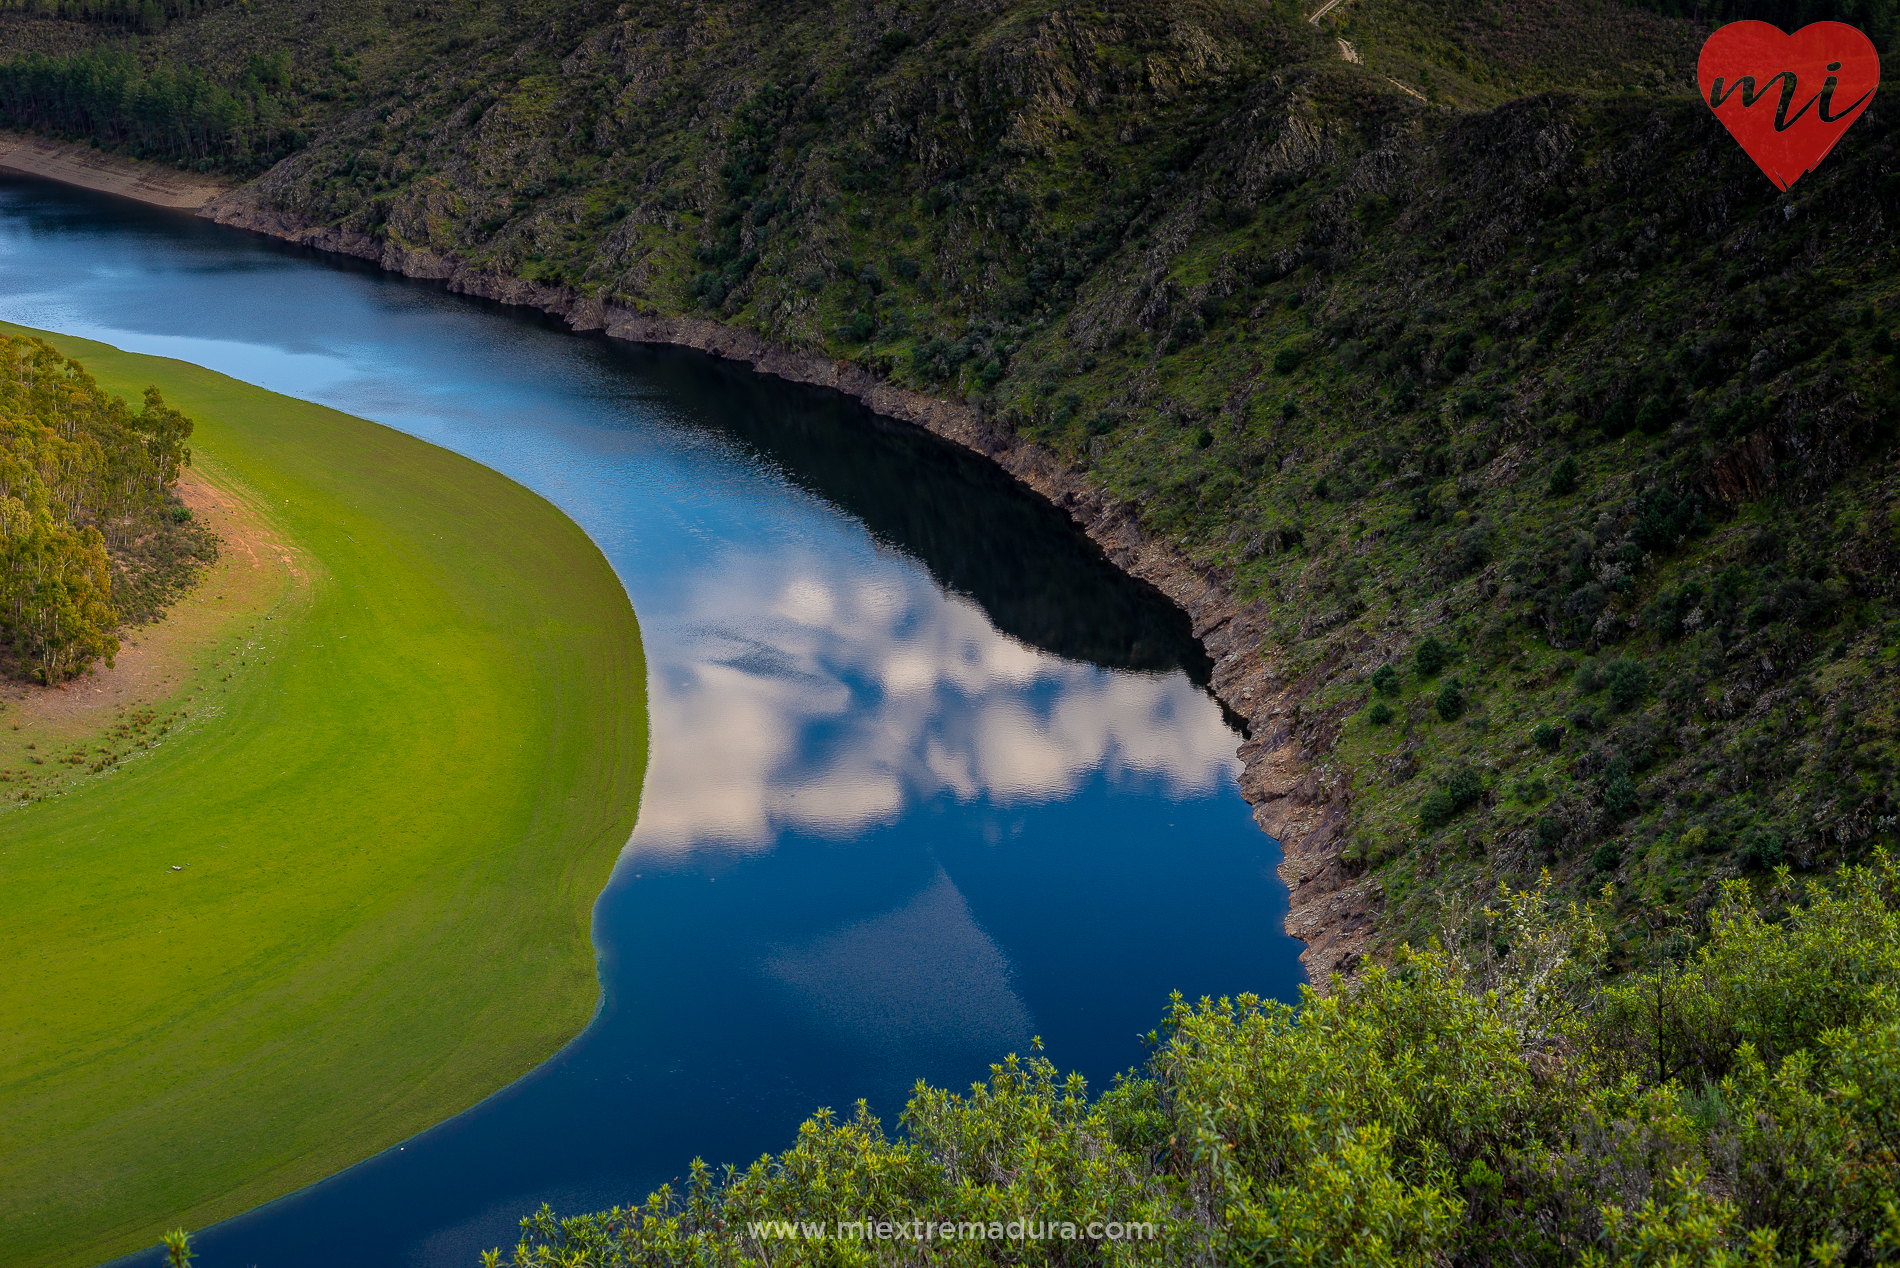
[
  {"left": 1537, "top": 815, "right": 1567, "bottom": 846},
  {"left": 1592, "top": 842, "right": 1623, "bottom": 871},
  {"left": 1445, "top": 766, "right": 1483, "bottom": 811},
  {"left": 1435, "top": 678, "right": 1464, "bottom": 721},
  {"left": 1414, "top": 636, "right": 1449, "bottom": 677},
  {"left": 1600, "top": 395, "right": 1636, "bottom": 436},
  {"left": 1371, "top": 664, "right": 1399, "bottom": 696},
  {"left": 1636, "top": 393, "right": 1673, "bottom": 435},
  {"left": 1419, "top": 788, "right": 1455, "bottom": 830},
  {"left": 1602, "top": 657, "right": 1649, "bottom": 710},
  {"left": 1741, "top": 831, "right": 1786, "bottom": 871},
  {"left": 1532, "top": 722, "right": 1562, "bottom": 751},
  {"left": 1547, "top": 455, "right": 1579, "bottom": 496},
  {"left": 1574, "top": 658, "right": 1601, "bottom": 693},
  {"left": 1272, "top": 342, "right": 1309, "bottom": 374},
  {"left": 1604, "top": 772, "right": 1636, "bottom": 818},
  {"left": 433, "top": 859, "right": 1900, "bottom": 1268},
  {"left": 1368, "top": 701, "right": 1394, "bottom": 725}
]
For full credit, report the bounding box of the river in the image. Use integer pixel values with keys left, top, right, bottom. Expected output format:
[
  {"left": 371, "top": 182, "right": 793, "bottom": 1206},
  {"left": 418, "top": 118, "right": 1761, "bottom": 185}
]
[{"left": 0, "top": 174, "right": 1304, "bottom": 1268}]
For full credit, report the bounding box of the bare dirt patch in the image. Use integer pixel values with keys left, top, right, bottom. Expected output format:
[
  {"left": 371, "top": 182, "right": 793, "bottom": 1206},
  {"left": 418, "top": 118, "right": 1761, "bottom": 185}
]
[
  {"left": 0, "top": 469, "right": 305, "bottom": 802},
  {"left": 0, "top": 132, "right": 233, "bottom": 210}
]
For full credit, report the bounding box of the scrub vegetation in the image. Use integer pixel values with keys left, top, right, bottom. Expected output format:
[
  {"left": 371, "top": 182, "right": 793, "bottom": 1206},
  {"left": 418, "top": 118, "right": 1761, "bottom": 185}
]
[
  {"left": 0, "top": 334, "right": 209, "bottom": 684},
  {"left": 0, "top": 327, "right": 648, "bottom": 1268},
  {"left": 502, "top": 860, "right": 1900, "bottom": 1266}
]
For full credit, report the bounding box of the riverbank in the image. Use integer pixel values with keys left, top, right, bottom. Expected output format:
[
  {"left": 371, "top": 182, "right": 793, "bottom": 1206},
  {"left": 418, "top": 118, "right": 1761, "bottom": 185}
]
[
  {"left": 0, "top": 132, "right": 1363, "bottom": 976},
  {"left": 0, "top": 132, "right": 231, "bottom": 208},
  {"left": 194, "top": 185, "right": 1373, "bottom": 980},
  {"left": 0, "top": 325, "right": 649, "bottom": 1268}
]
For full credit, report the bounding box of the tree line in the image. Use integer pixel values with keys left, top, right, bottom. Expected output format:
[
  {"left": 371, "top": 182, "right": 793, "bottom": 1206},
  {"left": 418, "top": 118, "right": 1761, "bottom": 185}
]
[
  {"left": 0, "top": 335, "right": 194, "bottom": 684},
  {"left": 0, "top": 48, "right": 303, "bottom": 172},
  {"left": 0, "top": 0, "right": 227, "bottom": 34}
]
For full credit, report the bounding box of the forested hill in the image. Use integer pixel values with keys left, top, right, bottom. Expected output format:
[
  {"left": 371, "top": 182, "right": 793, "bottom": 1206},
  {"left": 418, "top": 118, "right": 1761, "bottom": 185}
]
[
  {"left": 0, "top": 334, "right": 208, "bottom": 684},
  {"left": 5, "top": 0, "right": 1898, "bottom": 972}
]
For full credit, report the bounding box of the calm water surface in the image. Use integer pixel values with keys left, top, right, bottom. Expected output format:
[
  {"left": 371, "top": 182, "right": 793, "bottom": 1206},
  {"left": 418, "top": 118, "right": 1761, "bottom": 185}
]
[{"left": 0, "top": 177, "right": 1304, "bottom": 1268}]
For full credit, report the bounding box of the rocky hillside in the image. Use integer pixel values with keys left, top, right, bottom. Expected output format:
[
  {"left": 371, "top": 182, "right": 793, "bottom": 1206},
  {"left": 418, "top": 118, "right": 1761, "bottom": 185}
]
[{"left": 6, "top": 0, "right": 1897, "bottom": 977}]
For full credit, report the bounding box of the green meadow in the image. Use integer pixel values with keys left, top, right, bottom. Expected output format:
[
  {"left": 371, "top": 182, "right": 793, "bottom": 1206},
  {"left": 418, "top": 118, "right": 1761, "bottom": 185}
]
[{"left": 0, "top": 326, "right": 648, "bottom": 1268}]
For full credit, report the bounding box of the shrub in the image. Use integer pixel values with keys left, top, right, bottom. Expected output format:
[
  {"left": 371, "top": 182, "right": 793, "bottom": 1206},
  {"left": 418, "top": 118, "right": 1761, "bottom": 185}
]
[
  {"left": 1600, "top": 395, "right": 1635, "bottom": 436},
  {"left": 1194, "top": 427, "right": 1214, "bottom": 449},
  {"left": 511, "top": 859, "right": 1900, "bottom": 1267},
  {"left": 1604, "top": 772, "right": 1636, "bottom": 818},
  {"left": 1636, "top": 393, "right": 1673, "bottom": 435},
  {"left": 1532, "top": 722, "right": 1562, "bottom": 751},
  {"left": 1452, "top": 524, "right": 1490, "bottom": 575},
  {"left": 1547, "top": 455, "right": 1579, "bottom": 496},
  {"left": 1414, "top": 636, "right": 1449, "bottom": 678},
  {"left": 1371, "top": 664, "right": 1399, "bottom": 696},
  {"left": 1574, "top": 658, "right": 1601, "bottom": 693},
  {"left": 1419, "top": 788, "right": 1455, "bottom": 830},
  {"left": 1592, "top": 842, "right": 1623, "bottom": 871},
  {"left": 1741, "top": 831, "right": 1786, "bottom": 871},
  {"left": 845, "top": 311, "right": 876, "bottom": 343},
  {"left": 1368, "top": 701, "right": 1394, "bottom": 725},
  {"left": 1435, "top": 678, "right": 1465, "bottom": 722},
  {"left": 1445, "top": 766, "right": 1483, "bottom": 811},
  {"left": 1602, "top": 658, "right": 1649, "bottom": 710},
  {"left": 1272, "top": 342, "right": 1308, "bottom": 374},
  {"left": 1537, "top": 815, "right": 1567, "bottom": 846}
]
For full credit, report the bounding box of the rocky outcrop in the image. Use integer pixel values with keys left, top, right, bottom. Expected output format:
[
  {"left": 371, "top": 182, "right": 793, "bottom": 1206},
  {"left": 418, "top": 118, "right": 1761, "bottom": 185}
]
[{"left": 200, "top": 185, "right": 1372, "bottom": 983}]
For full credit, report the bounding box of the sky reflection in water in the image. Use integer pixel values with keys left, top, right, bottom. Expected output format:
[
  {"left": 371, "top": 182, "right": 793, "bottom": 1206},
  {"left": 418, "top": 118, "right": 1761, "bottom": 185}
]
[{"left": 0, "top": 178, "right": 1303, "bottom": 1268}]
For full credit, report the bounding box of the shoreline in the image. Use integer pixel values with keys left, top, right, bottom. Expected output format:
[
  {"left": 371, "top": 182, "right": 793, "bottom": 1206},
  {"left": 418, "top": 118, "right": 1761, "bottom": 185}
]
[
  {"left": 0, "top": 132, "right": 1371, "bottom": 979},
  {"left": 0, "top": 131, "right": 234, "bottom": 209}
]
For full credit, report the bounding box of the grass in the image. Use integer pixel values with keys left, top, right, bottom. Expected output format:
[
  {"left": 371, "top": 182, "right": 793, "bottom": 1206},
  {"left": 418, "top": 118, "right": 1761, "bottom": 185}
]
[{"left": 0, "top": 324, "right": 648, "bottom": 1268}]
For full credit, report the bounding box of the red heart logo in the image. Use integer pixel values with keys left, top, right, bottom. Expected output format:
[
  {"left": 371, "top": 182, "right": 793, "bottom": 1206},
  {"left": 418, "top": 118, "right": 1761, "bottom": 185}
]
[{"left": 1698, "top": 21, "right": 1880, "bottom": 191}]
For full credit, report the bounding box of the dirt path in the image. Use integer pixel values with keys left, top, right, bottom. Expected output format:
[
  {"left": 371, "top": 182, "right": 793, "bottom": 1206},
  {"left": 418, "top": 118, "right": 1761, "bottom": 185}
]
[{"left": 0, "top": 132, "right": 233, "bottom": 210}]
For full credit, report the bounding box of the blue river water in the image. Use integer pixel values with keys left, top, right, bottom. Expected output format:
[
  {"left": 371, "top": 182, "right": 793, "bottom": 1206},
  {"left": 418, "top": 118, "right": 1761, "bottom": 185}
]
[{"left": 0, "top": 175, "right": 1303, "bottom": 1268}]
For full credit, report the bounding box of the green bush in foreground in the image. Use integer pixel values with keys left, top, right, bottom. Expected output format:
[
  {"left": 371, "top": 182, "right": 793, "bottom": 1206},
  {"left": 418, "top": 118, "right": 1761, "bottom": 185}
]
[{"left": 494, "top": 858, "right": 1900, "bottom": 1266}]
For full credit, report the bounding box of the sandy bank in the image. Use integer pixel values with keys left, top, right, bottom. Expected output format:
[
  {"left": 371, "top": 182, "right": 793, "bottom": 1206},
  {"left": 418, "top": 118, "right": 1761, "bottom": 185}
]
[{"left": 0, "top": 132, "right": 233, "bottom": 209}]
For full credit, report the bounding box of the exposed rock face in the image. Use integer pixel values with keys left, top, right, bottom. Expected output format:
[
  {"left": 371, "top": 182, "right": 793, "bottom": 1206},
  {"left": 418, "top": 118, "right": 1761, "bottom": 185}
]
[{"left": 201, "top": 185, "right": 1370, "bottom": 983}]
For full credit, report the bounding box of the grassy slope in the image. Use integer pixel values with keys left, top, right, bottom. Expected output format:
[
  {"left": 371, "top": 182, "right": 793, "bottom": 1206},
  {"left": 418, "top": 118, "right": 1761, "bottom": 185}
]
[
  {"left": 8, "top": 0, "right": 1897, "bottom": 958},
  {"left": 0, "top": 327, "right": 648, "bottom": 1268}
]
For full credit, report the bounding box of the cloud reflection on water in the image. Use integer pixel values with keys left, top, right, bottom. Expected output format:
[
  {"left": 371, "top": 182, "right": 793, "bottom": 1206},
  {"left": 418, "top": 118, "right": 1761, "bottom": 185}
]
[{"left": 631, "top": 543, "right": 1242, "bottom": 856}]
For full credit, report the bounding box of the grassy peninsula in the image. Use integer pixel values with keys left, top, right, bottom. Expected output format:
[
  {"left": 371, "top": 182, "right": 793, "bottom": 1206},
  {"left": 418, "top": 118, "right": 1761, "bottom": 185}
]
[{"left": 0, "top": 327, "right": 648, "bottom": 1268}]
